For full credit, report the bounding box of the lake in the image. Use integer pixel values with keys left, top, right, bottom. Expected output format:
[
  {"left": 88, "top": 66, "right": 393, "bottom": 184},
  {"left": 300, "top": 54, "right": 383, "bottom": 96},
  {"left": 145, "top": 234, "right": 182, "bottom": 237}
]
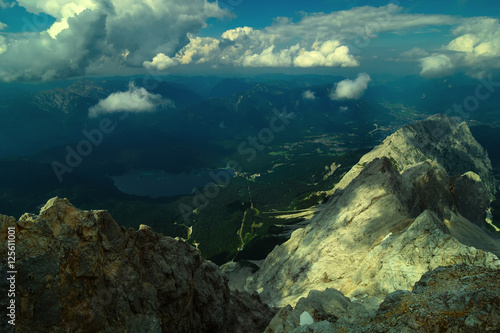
[{"left": 110, "top": 168, "right": 235, "bottom": 198}]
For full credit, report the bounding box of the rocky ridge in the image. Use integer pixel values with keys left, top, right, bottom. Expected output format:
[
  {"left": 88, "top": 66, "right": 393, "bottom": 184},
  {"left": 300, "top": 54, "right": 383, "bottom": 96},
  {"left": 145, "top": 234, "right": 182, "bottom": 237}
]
[
  {"left": 0, "top": 197, "right": 274, "bottom": 333},
  {"left": 246, "top": 115, "right": 500, "bottom": 312}
]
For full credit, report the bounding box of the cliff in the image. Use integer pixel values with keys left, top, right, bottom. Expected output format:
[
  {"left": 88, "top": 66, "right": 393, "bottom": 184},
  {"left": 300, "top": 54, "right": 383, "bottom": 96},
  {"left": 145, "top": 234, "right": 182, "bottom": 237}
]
[
  {"left": 246, "top": 115, "right": 500, "bottom": 311},
  {"left": 0, "top": 197, "right": 274, "bottom": 332}
]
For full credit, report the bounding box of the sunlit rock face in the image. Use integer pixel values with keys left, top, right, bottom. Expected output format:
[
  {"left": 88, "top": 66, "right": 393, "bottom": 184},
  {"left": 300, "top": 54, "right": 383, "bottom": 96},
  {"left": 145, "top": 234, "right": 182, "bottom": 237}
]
[
  {"left": 247, "top": 114, "right": 500, "bottom": 310},
  {"left": 264, "top": 265, "right": 500, "bottom": 332},
  {"left": 0, "top": 197, "right": 274, "bottom": 333}
]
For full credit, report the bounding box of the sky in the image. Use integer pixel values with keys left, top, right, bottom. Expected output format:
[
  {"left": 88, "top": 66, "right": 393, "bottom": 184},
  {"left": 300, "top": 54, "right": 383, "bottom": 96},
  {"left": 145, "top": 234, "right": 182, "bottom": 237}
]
[{"left": 0, "top": 0, "right": 499, "bottom": 82}]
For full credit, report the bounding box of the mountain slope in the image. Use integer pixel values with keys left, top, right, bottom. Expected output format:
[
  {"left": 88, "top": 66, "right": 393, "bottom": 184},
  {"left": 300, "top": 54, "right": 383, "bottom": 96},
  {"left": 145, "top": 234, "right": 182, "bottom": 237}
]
[{"left": 246, "top": 115, "right": 500, "bottom": 309}]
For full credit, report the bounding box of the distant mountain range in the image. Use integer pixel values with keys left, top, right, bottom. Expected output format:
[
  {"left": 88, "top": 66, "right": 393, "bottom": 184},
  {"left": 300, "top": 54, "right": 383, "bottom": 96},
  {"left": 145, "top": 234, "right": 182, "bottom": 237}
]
[{"left": 2, "top": 74, "right": 499, "bottom": 158}]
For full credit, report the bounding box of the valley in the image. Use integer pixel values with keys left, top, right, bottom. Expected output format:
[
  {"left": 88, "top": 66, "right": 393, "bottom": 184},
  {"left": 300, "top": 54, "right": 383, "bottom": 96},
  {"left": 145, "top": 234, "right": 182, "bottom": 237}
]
[{"left": 1, "top": 75, "right": 500, "bottom": 265}]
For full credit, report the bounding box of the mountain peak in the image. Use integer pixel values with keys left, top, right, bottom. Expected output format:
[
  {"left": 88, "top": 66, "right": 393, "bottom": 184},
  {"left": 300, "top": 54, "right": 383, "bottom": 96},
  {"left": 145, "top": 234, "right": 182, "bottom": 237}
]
[{"left": 247, "top": 115, "right": 500, "bottom": 310}]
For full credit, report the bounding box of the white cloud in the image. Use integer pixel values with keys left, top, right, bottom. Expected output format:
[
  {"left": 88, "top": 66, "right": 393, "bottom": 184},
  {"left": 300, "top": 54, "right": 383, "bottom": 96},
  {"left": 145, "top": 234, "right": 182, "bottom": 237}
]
[
  {"left": 144, "top": 4, "right": 461, "bottom": 72},
  {"left": 0, "top": 0, "right": 14, "bottom": 9},
  {"left": 302, "top": 90, "right": 316, "bottom": 100},
  {"left": 143, "top": 53, "right": 178, "bottom": 71},
  {"left": 446, "top": 18, "right": 500, "bottom": 74},
  {"left": 294, "top": 40, "right": 358, "bottom": 68},
  {"left": 88, "top": 82, "right": 172, "bottom": 118},
  {"left": 46, "top": 2, "right": 92, "bottom": 39},
  {"left": 149, "top": 37, "right": 357, "bottom": 70},
  {"left": 0, "top": 21, "right": 6, "bottom": 55},
  {"left": 176, "top": 36, "right": 221, "bottom": 65},
  {"left": 339, "top": 106, "right": 349, "bottom": 112},
  {"left": 221, "top": 26, "right": 257, "bottom": 42},
  {"left": 0, "top": 10, "right": 108, "bottom": 82},
  {"left": 3, "top": 2, "right": 494, "bottom": 80},
  {"left": 144, "top": 35, "right": 222, "bottom": 70},
  {"left": 0, "top": 0, "right": 228, "bottom": 81},
  {"left": 417, "top": 18, "right": 500, "bottom": 77},
  {"left": 330, "top": 73, "right": 371, "bottom": 100},
  {"left": 400, "top": 47, "right": 429, "bottom": 59},
  {"left": 0, "top": 36, "right": 6, "bottom": 55},
  {"left": 263, "top": 4, "right": 460, "bottom": 46},
  {"left": 241, "top": 45, "right": 295, "bottom": 67},
  {"left": 419, "top": 54, "right": 454, "bottom": 77}
]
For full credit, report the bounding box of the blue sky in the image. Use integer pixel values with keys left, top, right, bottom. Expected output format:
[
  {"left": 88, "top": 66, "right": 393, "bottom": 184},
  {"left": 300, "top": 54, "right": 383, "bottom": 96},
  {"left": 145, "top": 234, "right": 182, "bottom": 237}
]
[{"left": 0, "top": 0, "right": 499, "bottom": 81}]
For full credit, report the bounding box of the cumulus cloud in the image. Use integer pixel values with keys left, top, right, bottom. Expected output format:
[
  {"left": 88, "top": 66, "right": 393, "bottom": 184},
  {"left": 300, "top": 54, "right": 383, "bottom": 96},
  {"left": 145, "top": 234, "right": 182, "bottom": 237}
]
[
  {"left": 0, "top": 10, "right": 108, "bottom": 81},
  {"left": 88, "top": 82, "right": 172, "bottom": 118},
  {"left": 143, "top": 53, "right": 178, "bottom": 71},
  {"left": 144, "top": 35, "right": 224, "bottom": 70},
  {"left": 0, "top": 0, "right": 227, "bottom": 81},
  {"left": 176, "top": 36, "right": 221, "bottom": 65},
  {"left": 2, "top": 2, "right": 490, "bottom": 80},
  {"left": 221, "top": 26, "right": 257, "bottom": 42},
  {"left": 148, "top": 37, "right": 356, "bottom": 69},
  {"left": 294, "top": 40, "right": 358, "bottom": 67},
  {"left": 419, "top": 54, "right": 454, "bottom": 77},
  {"left": 330, "top": 73, "right": 371, "bottom": 100},
  {"left": 303, "top": 90, "right": 316, "bottom": 100},
  {"left": 144, "top": 4, "right": 461, "bottom": 71},
  {"left": 417, "top": 18, "right": 500, "bottom": 77},
  {"left": 241, "top": 45, "right": 295, "bottom": 67}
]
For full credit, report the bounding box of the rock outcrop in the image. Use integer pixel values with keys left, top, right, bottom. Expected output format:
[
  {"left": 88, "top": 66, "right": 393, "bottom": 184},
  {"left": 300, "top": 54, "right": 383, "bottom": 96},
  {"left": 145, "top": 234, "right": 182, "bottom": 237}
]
[
  {"left": 0, "top": 197, "right": 274, "bottom": 332},
  {"left": 265, "top": 265, "right": 500, "bottom": 332},
  {"left": 247, "top": 115, "right": 500, "bottom": 310}
]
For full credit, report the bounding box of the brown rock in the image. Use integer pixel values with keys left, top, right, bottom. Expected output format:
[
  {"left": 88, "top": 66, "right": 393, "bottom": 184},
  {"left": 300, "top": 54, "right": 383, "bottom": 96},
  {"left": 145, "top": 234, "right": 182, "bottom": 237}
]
[{"left": 0, "top": 197, "right": 274, "bottom": 332}]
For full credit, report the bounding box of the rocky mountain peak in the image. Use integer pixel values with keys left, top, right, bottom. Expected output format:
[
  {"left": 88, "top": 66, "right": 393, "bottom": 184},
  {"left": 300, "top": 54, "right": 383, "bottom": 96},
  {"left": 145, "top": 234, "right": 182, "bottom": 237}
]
[
  {"left": 334, "top": 114, "right": 495, "bottom": 196},
  {"left": 0, "top": 197, "right": 274, "bottom": 333},
  {"left": 246, "top": 115, "right": 500, "bottom": 312}
]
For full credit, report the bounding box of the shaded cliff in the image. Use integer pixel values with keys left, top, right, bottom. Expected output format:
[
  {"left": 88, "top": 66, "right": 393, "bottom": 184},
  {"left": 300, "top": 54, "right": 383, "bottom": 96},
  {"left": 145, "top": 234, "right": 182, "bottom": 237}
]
[{"left": 0, "top": 197, "right": 274, "bottom": 332}]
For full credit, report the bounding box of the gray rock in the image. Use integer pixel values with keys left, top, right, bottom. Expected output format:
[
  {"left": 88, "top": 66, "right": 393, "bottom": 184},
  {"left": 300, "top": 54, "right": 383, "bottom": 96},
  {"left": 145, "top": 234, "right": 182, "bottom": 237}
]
[
  {"left": 271, "top": 265, "right": 500, "bottom": 332},
  {"left": 367, "top": 265, "right": 500, "bottom": 333},
  {"left": 247, "top": 115, "right": 500, "bottom": 310},
  {"left": 264, "top": 288, "right": 367, "bottom": 333},
  {"left": 0, "top": 197, "right": 275, "bottom": 332}
]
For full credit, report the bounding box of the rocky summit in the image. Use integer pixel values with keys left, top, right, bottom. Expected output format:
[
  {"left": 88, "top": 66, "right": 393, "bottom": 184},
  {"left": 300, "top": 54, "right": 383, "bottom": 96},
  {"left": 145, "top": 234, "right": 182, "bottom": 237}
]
[
  {"left": 0, "top": 197, "right": 274, "bottom": 333},
  {"left": 246, "top": 114, "right": 500, "bottom": 314}
]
